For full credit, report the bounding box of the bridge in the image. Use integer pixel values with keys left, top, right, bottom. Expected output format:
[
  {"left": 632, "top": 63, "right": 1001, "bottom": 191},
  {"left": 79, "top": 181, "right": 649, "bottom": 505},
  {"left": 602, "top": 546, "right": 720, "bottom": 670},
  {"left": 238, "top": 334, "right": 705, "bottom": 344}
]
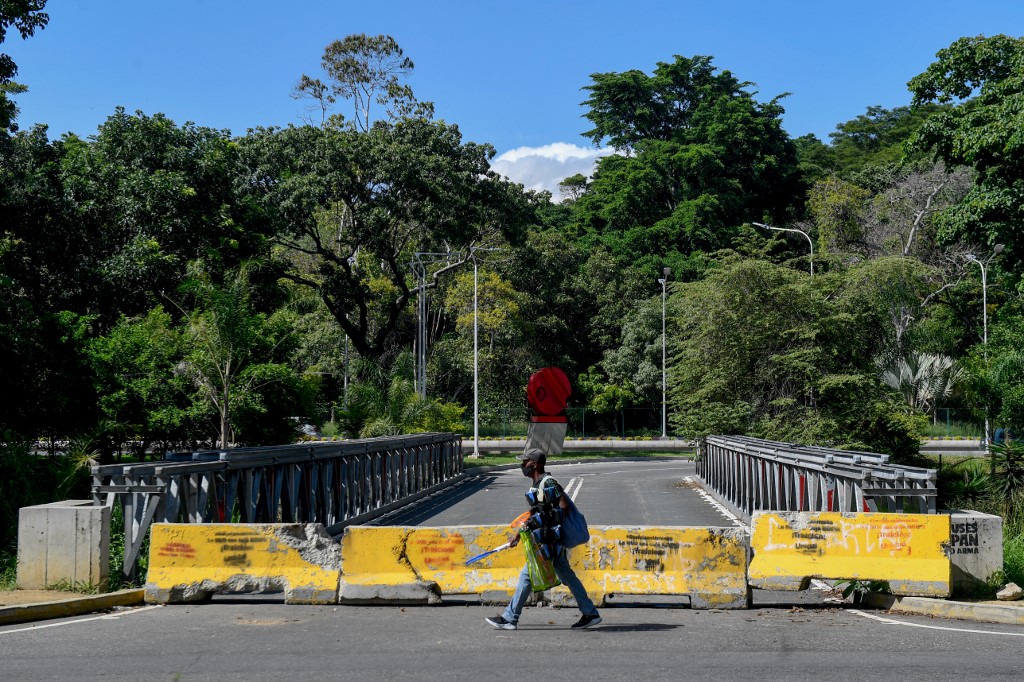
[
  {"left": 15, "top": 432, "right": 988, "bottom": 608},
  {"left": 6, "top": 434, "right": 1020, "bottom": 680}
]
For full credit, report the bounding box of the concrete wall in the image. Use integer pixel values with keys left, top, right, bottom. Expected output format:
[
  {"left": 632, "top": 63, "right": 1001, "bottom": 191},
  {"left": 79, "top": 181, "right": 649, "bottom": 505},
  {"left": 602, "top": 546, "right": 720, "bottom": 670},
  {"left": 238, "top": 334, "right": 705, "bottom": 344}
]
[
  {"left": 17, "top": 500, "right": 110, "bottom": 591},
  {"left": 946, "top": 510, "right": 1003, "bottom": 595}
]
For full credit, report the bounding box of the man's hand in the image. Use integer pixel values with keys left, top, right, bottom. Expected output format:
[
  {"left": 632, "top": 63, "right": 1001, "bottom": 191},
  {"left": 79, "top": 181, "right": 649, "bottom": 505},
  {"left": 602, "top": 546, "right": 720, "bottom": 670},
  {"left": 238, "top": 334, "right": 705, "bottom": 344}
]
[{"left": 508, "top": 533, "right": 520, "bottom": 547}]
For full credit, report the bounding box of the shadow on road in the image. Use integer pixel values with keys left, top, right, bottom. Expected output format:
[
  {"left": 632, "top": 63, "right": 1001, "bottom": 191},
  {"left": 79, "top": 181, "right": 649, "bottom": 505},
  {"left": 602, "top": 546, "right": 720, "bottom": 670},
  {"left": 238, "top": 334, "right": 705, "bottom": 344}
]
[{"left": 371, "top": 474, "right": 503, "bottom": 525}]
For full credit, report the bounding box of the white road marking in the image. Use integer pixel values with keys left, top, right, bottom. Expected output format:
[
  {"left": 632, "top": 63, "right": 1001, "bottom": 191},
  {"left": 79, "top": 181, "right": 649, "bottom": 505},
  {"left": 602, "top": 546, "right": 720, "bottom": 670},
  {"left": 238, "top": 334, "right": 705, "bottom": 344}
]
[
  {"left": 0, "top": 604, "right": 164, "bottom": 635},
  {"left": 849, "top": 608, "right": 1024, "bottom": 637},
  {"left": 683, "top": 476, "right": 745, "bottom": 528},
  {"left": 564, "top": 477, "right": 583, "bottom": 501}
]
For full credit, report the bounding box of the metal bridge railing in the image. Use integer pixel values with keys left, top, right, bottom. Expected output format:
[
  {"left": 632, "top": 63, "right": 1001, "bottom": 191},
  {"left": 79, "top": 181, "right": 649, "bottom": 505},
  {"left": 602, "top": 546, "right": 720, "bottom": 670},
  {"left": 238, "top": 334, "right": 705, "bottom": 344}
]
[
  {"left": 696, "top": 435, "right": 937, "bottom": 524},
  {"left": 92, "top": 433, "right": 463, "bottom": 578}
]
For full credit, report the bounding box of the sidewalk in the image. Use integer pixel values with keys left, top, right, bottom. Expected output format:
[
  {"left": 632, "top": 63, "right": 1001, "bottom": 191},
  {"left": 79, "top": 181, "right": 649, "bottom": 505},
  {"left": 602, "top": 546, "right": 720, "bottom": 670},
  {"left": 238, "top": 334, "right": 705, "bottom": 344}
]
[
  {"left": 861, "top": 593, "right": 1024, "bottom": 625},
  {"left": 0, "top": 589, "right": 144, "bottom": 626}
]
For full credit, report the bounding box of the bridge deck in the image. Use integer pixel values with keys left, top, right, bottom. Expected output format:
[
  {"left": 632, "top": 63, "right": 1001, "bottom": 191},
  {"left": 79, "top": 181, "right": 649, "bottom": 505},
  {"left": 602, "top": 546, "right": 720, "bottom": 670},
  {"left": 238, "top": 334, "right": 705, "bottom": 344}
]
[{"left": 369, "top": 458, "right": 740, "bottom": 528}]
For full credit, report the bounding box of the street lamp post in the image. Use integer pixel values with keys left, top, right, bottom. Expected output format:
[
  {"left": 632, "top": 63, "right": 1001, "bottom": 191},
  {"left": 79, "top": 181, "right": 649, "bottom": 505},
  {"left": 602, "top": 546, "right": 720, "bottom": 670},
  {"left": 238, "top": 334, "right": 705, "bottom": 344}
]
[
  {"left": 470, "top": 246, "right": 500, "bottom": 457},
  {"left": 658, "top": 267, "right": 671, "bottom": 439},
  {"left": 966, "top": 243, "right": 1004, "bottom": 474},
  {"left": 753, "top": 222, "right": 814, "bottom": 277}
]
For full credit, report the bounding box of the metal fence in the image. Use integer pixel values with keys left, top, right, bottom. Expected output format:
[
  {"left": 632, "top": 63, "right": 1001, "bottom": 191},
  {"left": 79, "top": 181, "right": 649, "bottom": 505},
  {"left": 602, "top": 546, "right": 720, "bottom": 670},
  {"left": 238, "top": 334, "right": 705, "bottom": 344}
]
[
  {"left": 92, "top": 433, "right": 463, "bottom": 578},
  {"left": 696, "top": 435, "right": 938, "bottom": 524}
]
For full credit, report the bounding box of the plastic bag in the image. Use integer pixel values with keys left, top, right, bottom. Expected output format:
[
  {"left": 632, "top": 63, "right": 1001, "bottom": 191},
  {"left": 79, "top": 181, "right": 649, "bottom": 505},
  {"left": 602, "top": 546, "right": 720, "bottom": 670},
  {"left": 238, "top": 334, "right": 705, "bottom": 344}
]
[
  {"left": 561, "top": 496, "right": 590, "bottom": 548},
  {"left": 520, "top": 530, "right": 560, "bottom": 592}
]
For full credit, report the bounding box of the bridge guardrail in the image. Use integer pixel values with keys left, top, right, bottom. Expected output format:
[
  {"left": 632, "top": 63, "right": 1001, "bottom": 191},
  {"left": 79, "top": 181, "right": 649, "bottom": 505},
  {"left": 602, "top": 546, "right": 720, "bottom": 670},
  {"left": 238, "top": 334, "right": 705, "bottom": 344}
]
[
  {"left": 92, "top": 433, "right": 462, "bottom": 579},
  {"left": 697, "top": 436, "right": 937, "bottom": 524}
]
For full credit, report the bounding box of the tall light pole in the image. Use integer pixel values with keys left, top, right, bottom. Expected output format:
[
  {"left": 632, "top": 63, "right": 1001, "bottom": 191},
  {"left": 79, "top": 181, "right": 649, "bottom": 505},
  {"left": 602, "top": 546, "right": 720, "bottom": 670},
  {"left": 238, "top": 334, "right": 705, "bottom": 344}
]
[
  {"left": 753, "top": 222, "right": 814, "bottom": 277},
  {"left": 470, "top": 246, "right": 500, "bottom": 457},
  {"left": 411, "top": 252, "right": 454, "bottom": 398},
  {"left": 658, "top": 267, "right": 672, "bottom": 438},
  {"left": 966, "top": 243, "right": 1004, "bottom": 473}
]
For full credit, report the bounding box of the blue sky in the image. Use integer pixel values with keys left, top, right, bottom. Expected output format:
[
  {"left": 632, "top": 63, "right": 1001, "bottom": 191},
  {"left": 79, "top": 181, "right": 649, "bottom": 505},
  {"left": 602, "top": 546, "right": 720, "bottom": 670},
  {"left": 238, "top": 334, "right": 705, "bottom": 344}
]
[{"left": 7, "top": 1, "right": 1024, "bottom": 194}]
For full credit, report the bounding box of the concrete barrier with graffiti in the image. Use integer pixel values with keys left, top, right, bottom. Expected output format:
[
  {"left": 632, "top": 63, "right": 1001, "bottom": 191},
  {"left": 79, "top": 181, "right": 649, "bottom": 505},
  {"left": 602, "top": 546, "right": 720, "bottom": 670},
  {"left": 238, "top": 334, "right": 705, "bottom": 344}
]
[
  {"left": 747, "top": 511, "right": 952, "bottom": 596},
  {"left": 145, "top": 523, "right": 340, "bottom": 604},
  {"left": 337, "top": 525, "right": 750, "bottom": 609}
]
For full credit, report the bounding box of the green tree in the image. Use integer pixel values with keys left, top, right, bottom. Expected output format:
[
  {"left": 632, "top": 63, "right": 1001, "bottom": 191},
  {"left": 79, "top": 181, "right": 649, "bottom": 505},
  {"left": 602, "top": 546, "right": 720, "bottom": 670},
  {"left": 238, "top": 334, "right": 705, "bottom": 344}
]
[
  {"left": 173, "top": 262, "right": 308, "bottom": 448},
  {"left": 293, "top": 33, "right": 430, "bottom": 131},
  {"left": 339, "top": 352, "right": 464, "bottom": 437},
  {"left": 574, "top": 55, "right": 802, "bottom": 259},
  {"left": 60, "top": 109, "right": 271, "bottom": 326},
  {"left": 86, "top": 306, "right": 199, "bottom": 457},
  {"left": 238, "top": 118, "right": 534, "bottom": 360},
  {"left": 668, "top": 257, "right": 925, "bottom": 458},
  {"left": 0, "top": 0, "right": 48, "bottom": 132},
  {"left": 908, "top": 34, "right": 1024, "bottom": 262}
]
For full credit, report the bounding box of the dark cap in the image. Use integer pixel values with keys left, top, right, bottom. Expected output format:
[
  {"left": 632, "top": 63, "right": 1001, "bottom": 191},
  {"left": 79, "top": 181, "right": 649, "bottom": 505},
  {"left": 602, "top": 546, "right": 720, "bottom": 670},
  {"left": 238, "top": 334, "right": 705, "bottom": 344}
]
[{"left": 517, "top": 448, "right": 546, "bottom": 464}]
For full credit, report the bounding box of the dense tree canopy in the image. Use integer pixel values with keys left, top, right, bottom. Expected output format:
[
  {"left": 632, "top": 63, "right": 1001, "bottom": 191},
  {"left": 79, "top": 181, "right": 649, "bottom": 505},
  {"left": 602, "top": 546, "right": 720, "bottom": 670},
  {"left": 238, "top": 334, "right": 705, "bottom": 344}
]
[
  {"left": 238, "top": 118, "right": 535, "bottom": 360},
  {"left": 0, "top": 0, "right": 48, "bottom": 132},
  {"left": 576, "top": 55, "right": 803, "bottom": 259},
  {"left": 909, "top": 34, "right": 1024, "bottom": 265}
]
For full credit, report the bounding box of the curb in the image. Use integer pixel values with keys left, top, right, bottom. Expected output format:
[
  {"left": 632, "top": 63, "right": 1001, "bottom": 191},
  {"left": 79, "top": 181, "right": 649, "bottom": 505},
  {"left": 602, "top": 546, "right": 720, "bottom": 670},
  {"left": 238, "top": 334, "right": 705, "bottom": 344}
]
[
  {"left": 0, "top": 589, "right": 146, "bottom": 626},
  {"left": 861, "top": 593, "right": 1024, "bottom": 625}
]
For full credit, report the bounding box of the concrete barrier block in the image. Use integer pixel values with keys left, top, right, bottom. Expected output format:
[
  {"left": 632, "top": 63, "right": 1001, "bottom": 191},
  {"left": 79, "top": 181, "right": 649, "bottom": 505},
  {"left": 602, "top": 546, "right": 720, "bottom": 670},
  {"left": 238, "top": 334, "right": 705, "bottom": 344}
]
[
  {"left": 17, "top": 500, "right": 110, "bottom": 591},
  {"left": 945, "top": 510, "right": 1003, "bottom": 596},
  {"left": 749, "top": 512, "right": 951, "bottom": 596},
  {"left": 339, "top": 525, "right": 750, "bottom": 609},
  {"left": 338, "top": 526, "right": 518, "bottom": 604},
  {"left": 145, "top": 523, "right": 339, "bottom": 604},
  {"left": 570, "top": 526, "right": 750, "bottom": 609}
]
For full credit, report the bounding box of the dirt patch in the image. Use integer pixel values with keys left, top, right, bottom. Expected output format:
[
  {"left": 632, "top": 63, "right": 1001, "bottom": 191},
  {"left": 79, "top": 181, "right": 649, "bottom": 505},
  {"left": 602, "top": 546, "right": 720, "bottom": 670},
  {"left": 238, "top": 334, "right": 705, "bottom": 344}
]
[{"left": 0, "top": 589, "right": 85, "bottom": 606}]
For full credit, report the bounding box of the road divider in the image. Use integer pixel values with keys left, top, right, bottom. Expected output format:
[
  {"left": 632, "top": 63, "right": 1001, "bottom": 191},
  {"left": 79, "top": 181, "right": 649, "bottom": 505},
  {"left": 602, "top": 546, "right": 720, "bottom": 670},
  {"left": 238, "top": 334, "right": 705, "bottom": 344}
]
[
  {"left": 338, "top": 525, "right": 750, "bottom": 609},
  {"left": 145, "top": 523, "right": 340, "bottom": 604},
  {"left": 748, "top": 511, "right": 951, "bottom": 596}
]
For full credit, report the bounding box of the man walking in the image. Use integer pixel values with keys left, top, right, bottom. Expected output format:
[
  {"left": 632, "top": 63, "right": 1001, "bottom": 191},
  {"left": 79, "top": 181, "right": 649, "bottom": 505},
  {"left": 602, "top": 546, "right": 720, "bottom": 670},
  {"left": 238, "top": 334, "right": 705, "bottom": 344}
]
[{"left": 485, "top": 448, "right": 602, "bottom": 630}]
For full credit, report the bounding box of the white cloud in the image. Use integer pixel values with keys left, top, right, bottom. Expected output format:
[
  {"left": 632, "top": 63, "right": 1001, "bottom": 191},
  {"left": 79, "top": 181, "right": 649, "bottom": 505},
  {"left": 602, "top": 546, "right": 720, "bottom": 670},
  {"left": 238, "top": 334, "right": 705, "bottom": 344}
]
[{"left": 491, "top": 142, "right": 614, "bottom": 198}]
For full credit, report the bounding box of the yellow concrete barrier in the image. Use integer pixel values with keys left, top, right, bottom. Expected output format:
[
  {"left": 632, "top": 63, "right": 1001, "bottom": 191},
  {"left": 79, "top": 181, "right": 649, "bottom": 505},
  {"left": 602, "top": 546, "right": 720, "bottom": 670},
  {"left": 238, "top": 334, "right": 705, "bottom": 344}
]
[
  {"left": 145, "top": 523, "right": 340, "bottom": 604},
  {"left": 748, "top": 512, "right": 951, "bottom": 596},
  {"left": 338, "top": 525, "right": 750, "bottom": 609}
]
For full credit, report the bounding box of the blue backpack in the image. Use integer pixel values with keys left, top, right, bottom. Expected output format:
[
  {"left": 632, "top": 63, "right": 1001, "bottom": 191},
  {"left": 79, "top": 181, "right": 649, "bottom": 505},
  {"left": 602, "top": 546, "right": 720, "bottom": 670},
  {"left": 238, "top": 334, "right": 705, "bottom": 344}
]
[{"left": 537, "top": 475, "right": 590, "bottom": 548}]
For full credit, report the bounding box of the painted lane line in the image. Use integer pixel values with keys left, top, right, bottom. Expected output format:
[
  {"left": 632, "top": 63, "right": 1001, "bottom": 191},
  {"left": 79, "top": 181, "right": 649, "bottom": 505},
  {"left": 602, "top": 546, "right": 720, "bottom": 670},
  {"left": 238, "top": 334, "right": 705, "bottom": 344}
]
[
  {"left": 564, "top": 477, "right": 583, "bottom": 501},
  {"left": 683, "top": 476, "right": 745, "bottom": 528},
  {"left": 848, "top": 609, "right": 1024, "bottom": 637},
  {"left": 0, "top": 604, "right": 164, "bottom": 635}
]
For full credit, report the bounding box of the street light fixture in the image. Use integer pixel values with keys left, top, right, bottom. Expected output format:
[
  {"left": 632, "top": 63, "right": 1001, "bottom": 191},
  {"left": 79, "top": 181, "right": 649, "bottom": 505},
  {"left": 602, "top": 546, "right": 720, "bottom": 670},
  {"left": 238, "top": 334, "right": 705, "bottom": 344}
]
[
  {"left": 658, "top": 267, "right": 672, "bottom": 438},
  {"left": 753, "top": 222, "right": 815, "bottom": 277},
  {"left": 411, "top": 252, "right": 455, "bottom": 398},
  {"left": 965, "top": 243, "right": 1005, "bottom": 473},
  {"left": 470, "top": 245, "right": 501, "bottom": 457}
]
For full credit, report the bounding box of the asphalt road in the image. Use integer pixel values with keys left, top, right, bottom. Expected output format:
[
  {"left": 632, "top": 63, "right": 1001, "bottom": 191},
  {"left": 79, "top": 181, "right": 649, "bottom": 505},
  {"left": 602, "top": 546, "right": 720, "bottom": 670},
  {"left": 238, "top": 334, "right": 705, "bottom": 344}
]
[
  {"left": 373, "top": 458, "right": 738, "bottom": 528},
  {"left": 1, "top": 597, "right": 1022, "bottom": 681},
  {"left": 8, "top": 457, "right": 1019, "bottom": 680}
]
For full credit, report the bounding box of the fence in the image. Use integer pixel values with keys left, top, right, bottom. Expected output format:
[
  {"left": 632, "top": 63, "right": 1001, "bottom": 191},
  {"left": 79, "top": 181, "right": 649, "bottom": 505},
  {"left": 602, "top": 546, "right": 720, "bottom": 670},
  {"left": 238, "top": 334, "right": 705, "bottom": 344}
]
[
  {"left": 475, "top": 407, "right": 665, "bottom": 439},
  {"left": 696, "top": 435, "right": 938, "bottom": 524},
  {"left": 91, "top": 433, "right": 463, "bottom": 579}
]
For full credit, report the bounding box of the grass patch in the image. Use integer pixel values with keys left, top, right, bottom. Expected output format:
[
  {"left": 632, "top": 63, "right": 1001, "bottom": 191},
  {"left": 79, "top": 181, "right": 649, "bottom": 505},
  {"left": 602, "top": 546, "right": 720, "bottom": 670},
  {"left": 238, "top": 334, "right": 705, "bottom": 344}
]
[
  {"left": 0, "top": 548, "right": 16, "bottom": 591},
  {"left": 463, "top": 450, "right": 693, "bottom": 468}
]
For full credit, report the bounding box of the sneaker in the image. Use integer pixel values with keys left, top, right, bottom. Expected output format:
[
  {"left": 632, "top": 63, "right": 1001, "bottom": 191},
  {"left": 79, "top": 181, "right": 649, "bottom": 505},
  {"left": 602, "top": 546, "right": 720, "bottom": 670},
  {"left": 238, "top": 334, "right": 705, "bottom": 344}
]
[
  {"left": 485, "top": 615, "right": 517, "bottom": 630},
  {"left": 571, "top": 614, "right": 602, "bottom": 629}
]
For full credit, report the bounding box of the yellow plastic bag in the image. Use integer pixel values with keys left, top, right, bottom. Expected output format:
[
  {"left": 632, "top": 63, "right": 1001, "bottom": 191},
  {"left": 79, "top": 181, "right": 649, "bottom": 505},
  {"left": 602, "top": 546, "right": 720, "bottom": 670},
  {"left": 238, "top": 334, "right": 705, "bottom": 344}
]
[{"left": 520, "top": 530, "right": 560, "bottom": 592}]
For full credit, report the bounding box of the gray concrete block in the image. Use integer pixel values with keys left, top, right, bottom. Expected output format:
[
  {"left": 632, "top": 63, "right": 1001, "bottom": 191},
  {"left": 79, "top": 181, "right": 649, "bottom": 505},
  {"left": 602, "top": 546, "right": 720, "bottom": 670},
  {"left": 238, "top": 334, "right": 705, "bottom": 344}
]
[
  {"left": 944, "top": 509, "right": 1003, "bottom": 596},
  {"left": 337, "top": 580, "right": 442, "bottom": 605},
  {"left": 17, "top": 501, "right": 110, "bottom": 592}
]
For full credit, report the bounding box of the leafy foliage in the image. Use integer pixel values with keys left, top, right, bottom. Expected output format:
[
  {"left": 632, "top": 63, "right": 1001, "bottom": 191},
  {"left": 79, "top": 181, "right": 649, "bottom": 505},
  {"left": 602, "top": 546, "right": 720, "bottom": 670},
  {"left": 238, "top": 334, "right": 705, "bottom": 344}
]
[
  {"left": 576, "top": 55, "right": 802, "bottom": 260},
  {"left": 908, "top": 34, "right": 1024, "bottom": 266}
]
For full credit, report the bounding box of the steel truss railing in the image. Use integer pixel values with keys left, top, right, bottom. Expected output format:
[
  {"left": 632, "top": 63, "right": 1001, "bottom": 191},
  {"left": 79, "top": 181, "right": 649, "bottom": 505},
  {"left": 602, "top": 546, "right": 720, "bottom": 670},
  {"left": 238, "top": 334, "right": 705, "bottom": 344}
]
[
  {"left": 92, "top": 433, "right": 463, "bottom": 578},
  {"left": 697, "top": 435, "right": 937, "bottom": 524}
]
